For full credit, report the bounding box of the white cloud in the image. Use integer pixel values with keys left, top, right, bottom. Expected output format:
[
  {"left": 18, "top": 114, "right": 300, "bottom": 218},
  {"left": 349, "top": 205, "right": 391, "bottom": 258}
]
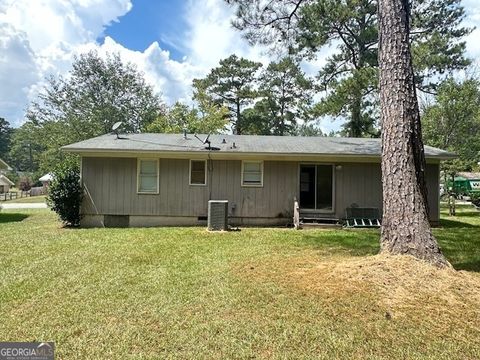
[
  {"left": 0, "top": 0, "right": 131, "bottom": 52},
  {"left": 463, "top": 0, "right": 480, "bottom": 63},
  {"left": 0, "top": 24, "right": 39, "bottom": 124},
  {"left": 183, "top": 0, "right": 271, "bottom": 70},
  {"left": 90, "top": 37, "right": 203, "bottom": 104},
  {"left": 0, "top": 0, "right": 132, "bottom": 126}
]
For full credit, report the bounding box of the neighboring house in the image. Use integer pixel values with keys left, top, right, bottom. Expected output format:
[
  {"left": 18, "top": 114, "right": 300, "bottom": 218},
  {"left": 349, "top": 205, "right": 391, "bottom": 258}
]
[
  {"left": 0, "top": 159, "right": 13, "bottom": 193},
  {"left": 0, "top": 158, "right": 11, "bottom": 174},
  {"left": 39, "top": 173, "right": 53, "bottom": 189},
  {"left": 63, "top": 133, "right": 455, "bottom": 228},
  {"left": 0, "top": 175, "right": 14, "bottom": 193}
]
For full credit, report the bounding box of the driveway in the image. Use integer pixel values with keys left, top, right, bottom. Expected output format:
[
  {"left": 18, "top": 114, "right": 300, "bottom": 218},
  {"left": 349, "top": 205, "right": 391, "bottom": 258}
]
[{"left": 1, "top": 203, "right": 48, "bottom": 209}]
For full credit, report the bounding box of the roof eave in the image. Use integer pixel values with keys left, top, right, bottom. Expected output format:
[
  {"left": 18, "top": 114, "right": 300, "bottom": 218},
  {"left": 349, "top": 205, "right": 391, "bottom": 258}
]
[{"left": 62, "top": 147, "right": 453, "bottom": 162}]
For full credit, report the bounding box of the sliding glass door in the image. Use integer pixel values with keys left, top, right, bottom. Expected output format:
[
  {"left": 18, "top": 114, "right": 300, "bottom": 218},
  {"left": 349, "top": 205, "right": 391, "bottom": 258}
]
[{"left": 299, "top": 165, "right": 333, "bottom": 211}]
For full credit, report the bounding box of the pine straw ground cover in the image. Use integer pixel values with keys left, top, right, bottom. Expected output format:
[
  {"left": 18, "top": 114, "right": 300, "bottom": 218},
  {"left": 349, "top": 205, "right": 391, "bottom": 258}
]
[{"left": 0, "top": 205, "right": 479, "bottom": 359}]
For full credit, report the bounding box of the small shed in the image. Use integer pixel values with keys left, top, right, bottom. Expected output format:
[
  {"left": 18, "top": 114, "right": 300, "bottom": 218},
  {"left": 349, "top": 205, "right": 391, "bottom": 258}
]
[
  {"left": 0, "top": 175, "right": 14, "bottom": 193},
  {"left": 39, "top": 173, "right": 53, "bottom": 189}
]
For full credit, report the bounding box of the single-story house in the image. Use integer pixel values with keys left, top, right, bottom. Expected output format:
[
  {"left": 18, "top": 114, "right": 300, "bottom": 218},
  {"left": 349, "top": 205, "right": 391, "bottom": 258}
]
[
  {"left": 39, "top": 173, "right": 53, "bottom": 189},
  {"left": 63, "top": 133, "right": 455, "bottom": 228},
  {"left": 0, "top": 174, "right": 14, "bottom": 193}
]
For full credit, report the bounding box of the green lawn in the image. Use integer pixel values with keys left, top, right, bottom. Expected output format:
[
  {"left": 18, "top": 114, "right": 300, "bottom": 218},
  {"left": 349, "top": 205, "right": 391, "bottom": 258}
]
[
  {"left": 0, "top": 206, "right": 479, "bottom": 359},
  {"left": 2, "top": 195, "right": 46, "bottom": 203}
]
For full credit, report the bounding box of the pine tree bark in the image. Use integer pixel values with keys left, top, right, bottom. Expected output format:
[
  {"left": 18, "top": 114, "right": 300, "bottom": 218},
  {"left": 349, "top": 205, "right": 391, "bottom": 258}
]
[
  {"left": 378, "top": 0, "right": 449, "bottom": 266},
  {"left": 235, "top": 99, "right": 242, "bottom": 135},
  {"left": 350, "top": 95, "right": 363, "bottom": 137}
]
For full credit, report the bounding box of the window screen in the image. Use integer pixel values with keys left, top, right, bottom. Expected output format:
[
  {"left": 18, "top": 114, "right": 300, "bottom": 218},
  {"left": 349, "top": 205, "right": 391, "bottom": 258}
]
[
  {"left": 190, "top": 160, "right": 206, "bottom": 185},
  {"left": 138, "top": 159, "right": 158, "bottom": 193},
  {"left": 242, "top": 161, "right": 263, "bottom": 186}
]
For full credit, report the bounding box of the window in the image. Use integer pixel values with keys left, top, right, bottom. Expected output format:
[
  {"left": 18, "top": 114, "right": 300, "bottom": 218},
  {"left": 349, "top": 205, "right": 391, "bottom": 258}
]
[
  {"left": 137, "top": 159, "right": 158, "bottom": 193},
  {"left": 190, "top": 160, "right": 207, "bottom": 185},
  {"left": 242, "top": 161, "right": 263, "bottom": 187}
]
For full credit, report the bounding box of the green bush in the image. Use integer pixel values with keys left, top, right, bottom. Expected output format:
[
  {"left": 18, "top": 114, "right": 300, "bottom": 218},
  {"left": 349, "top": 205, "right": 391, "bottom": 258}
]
[
  {"left": 470, "top": 192, "right": 480, "bottom": 207},
  {"left": 47, "top": 159, "right": 83, "bottom": 226}
]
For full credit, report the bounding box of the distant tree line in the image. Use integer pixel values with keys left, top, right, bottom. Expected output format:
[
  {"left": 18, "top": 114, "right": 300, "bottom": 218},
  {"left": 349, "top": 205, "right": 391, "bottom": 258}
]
[{"left": 3, "top": 63, "right": 479, "bottom": 185}]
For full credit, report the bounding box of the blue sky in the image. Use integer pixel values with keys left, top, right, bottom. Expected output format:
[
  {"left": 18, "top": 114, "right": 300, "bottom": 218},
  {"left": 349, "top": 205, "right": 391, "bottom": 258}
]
[
  {"left": 1, "top": 0, "right": 480, "bottom": 134},
  {"left": 0, "top": 0, "right": 270, "bottom": 128},
  {"left": 102, "top": 1, "right": 187, "bottom": 61}
]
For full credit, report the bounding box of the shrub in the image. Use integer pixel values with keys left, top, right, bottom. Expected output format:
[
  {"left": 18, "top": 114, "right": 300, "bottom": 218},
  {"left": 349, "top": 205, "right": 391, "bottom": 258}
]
[
  {"left": 470, "top": 193, "right": 480, "bottom": 208},
  {"left": 47, "top": 159, "right": 83, "bottom": 226},
  {"left": 17, "top": 176, "right": 34, "bottom": 191}
]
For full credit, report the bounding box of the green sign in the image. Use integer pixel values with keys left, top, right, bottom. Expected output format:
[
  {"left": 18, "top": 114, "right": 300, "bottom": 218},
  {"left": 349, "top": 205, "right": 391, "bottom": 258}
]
[{"left": 470, "top": 180, "right": 480, "bottom": 190}]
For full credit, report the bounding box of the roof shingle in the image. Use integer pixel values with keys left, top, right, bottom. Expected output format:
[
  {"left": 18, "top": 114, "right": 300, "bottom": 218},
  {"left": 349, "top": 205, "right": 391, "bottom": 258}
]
[{"left": 62, "top": 133, "right": 455, "bottom": 160}]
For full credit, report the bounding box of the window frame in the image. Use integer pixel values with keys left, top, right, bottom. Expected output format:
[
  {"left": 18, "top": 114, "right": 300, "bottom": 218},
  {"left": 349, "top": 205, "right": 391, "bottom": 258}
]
[
  {"left": 137, "top": 158, "right": 159, "bottom": 194},
  {"left": 189, "top": 159, "right": 207, "bottom": 186},
  {"left": 241, "top": 160, "right": 264, "bottom": 187}
]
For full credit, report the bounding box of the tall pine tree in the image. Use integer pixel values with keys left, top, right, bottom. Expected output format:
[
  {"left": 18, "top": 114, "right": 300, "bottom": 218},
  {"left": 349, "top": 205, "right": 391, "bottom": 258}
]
[
  {"left": 260, "top": 57, "right": 313, "bottom": 135},
  {"left": 193, "top": 54, "right": 262, "bottom": 134},
  {"left": 378, "top": 0, "right": 448, "bottom": 266},
  {"left": 228, "top": 0, "right": 471, "bottom": 137}
]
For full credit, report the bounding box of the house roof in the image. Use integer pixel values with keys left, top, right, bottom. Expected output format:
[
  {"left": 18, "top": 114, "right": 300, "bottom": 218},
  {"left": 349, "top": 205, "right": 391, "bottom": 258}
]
[
  {"left": 63, "top": 133, "right": 456, "bottom": 161},
  {"left": 0, "top": 158, "right": 11, "bottom": 170},
  {"left": 0, "top": 174, "right": 14, "bottom": 186},
  {"left": 39, "top": 173, "right": 54, "bottom": 182},
  {"left": 456, "top": 172, "right": 480, "bottom": 180}
]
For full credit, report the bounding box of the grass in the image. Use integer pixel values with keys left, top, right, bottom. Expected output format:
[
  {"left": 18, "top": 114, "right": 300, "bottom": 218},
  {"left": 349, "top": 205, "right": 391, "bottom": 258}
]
[
  {"left": 0, "top": 205, "right": 479, "bottom": 359},
  {"left": 435, "top": 204, "right": 480, "bottom": 272},
  {"left": 2, "top": 195, "right": 46, "bottom": 203}
]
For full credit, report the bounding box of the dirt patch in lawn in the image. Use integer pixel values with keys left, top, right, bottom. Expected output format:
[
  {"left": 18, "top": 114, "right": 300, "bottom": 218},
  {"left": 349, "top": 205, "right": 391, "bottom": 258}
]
[{"left": 238, "top": 253, "right": 480, "bottom": 330}]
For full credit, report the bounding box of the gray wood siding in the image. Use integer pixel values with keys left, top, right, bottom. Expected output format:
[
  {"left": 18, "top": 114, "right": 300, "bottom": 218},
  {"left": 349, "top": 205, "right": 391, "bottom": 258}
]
[
  {"left": 334, "top": 162, "right": 439, "bottom": 222},
  {"left": 81, "top": 157, "right": 439, "bottom": 222},
  {"left": 81, "top": 158, "right": 298, "bottom": 218},
  {"left": 425, "top": 163, "right": 440, "bottom": 221},
  {"left": 334, "top": 163, "right": 383, "bottom": 219},
  {"left": 82, "top": 157, "right": 209, "bottom": 217},
  {"left": 210, "top": 160, "right": 298, "bottom": 218}
]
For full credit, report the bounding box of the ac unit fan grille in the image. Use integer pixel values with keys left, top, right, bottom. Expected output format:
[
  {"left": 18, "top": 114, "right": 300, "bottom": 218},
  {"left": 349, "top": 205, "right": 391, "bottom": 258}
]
[{"left": 208, "top": 200, "right": 228, "bottom": 231}]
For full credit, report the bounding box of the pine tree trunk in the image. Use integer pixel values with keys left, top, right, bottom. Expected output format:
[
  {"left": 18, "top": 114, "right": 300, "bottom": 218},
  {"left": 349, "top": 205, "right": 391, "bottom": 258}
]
[
  {"left": 350, "top": 95, "right": 363, "bottom": 137},
  {"left": 378, "top": 0, "right": 449, "bottom": 266},
  {"left": 235, "top": 100, "right": 241, "bottom": 135}
]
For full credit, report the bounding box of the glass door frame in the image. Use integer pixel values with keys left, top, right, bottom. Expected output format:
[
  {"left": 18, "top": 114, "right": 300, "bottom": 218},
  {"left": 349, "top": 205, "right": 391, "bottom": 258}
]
[{"left": 298, "top": 163, "right": 336, "bottom": 213}]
